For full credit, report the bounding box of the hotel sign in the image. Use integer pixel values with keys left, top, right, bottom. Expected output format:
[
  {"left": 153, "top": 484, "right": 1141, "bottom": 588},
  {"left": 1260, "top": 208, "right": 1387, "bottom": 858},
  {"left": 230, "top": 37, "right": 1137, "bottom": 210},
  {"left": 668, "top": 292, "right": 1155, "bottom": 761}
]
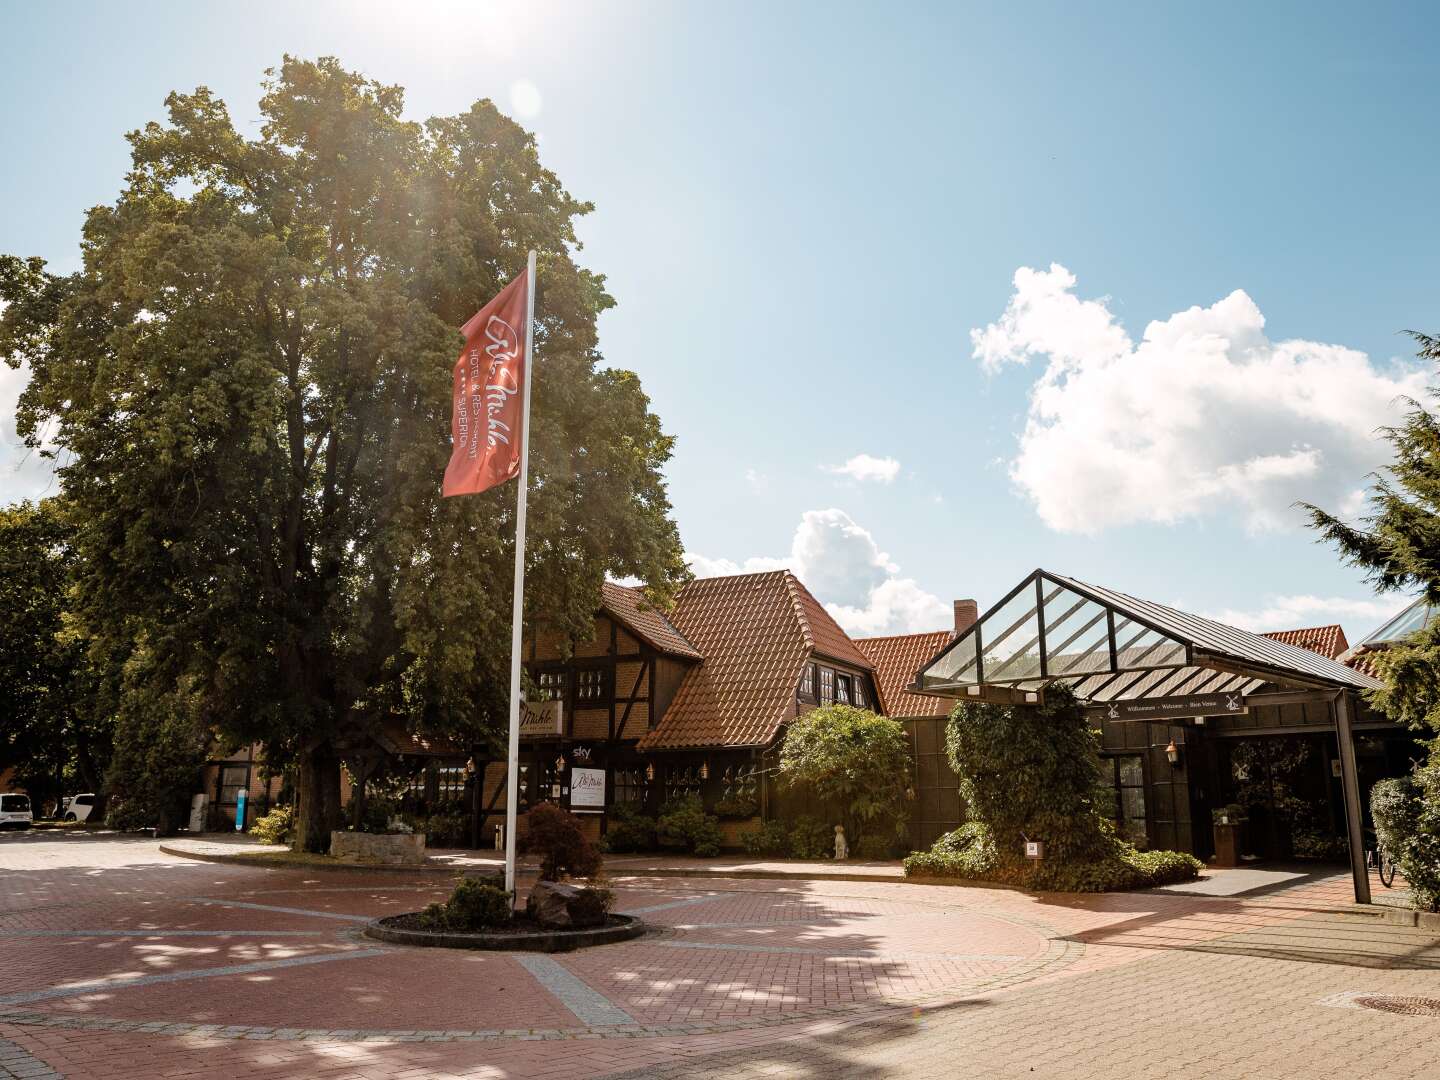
[
  {"left": 1093, "top": 693, "right": 1248, "bottom": 723},
  {"left": 570, "top": 767, "right": 606, "bottom": 813},
  {"left": 519, "top": 699, "right": 563, "bottom": 738}
]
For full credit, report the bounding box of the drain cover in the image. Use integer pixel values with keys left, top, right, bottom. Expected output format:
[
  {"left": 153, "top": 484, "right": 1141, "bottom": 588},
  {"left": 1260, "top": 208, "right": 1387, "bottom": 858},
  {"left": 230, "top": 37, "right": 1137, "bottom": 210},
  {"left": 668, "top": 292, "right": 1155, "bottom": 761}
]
[{"left": 1353, "top": 995, "right": 1440, "bottom": 1017}]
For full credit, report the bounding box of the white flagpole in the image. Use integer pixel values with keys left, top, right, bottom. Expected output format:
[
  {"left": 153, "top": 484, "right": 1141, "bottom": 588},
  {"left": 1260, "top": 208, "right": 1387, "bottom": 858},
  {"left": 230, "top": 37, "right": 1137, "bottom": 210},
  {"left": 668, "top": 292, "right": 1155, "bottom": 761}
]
[{"left": 504, "top": 249, "right": 537, "bottom": 898}]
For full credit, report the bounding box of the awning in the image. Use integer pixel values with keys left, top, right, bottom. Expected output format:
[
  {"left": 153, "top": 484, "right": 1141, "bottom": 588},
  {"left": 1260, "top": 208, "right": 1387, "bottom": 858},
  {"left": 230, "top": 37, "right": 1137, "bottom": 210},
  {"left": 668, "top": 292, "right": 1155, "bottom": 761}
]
[{"left": 912, "top": 569, "right": 1381, "bottom": 705}]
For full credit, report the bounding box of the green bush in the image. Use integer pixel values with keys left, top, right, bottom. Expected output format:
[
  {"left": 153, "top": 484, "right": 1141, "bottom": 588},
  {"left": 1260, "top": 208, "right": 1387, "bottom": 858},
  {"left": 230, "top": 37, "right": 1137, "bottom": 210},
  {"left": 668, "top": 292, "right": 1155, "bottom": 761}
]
[
  {"left": 406, "top": 810, "right": 468, "bottom": 847},
  {"left": 740, "top": 820, "right": 791, "bottom": 857},
  {"left": 1373, "top": 775, "right": 1440, "bottom": 911},
  {"left": 855, "top": 833, "right": 897, "bottom": 860},
  {"left": 788, "top": 815, "right": 831, "bottom": 859},
  {"left": 250, "top": 805, "right": 294, "bottom": 845},
  {"left": 906, "top": 685, "right": 1201, "bottom": 893},
  {"left": 779, "top": 704, "right": 911, "bottom": 853},
  {"left": 656, "top": 796, "right": 723, "bottom": 857},
  {"left": 524, "top": 802, "right": 603, "bottom": 880},
  {"left": 418, "top": 876, "right": 513, "bottom": 931},
  {"left": 601, "top": 802, "right": 657, "bottom": 853},
  {"left": 904, "top": 821, "right": 1201, "bottom": 891}
]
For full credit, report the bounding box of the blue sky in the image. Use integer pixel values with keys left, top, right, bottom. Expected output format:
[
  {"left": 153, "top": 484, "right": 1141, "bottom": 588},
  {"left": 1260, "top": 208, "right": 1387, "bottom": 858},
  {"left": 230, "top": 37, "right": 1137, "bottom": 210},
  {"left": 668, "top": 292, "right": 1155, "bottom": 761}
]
[{"left": 3, "top": 1, "right": 1437, "bottom": 642}]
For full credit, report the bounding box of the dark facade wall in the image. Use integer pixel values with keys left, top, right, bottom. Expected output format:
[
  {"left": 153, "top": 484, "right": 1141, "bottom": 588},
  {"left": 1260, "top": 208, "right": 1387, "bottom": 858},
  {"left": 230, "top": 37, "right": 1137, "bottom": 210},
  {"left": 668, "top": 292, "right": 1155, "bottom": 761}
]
[
  {"left": 1100, "top": 719, "right": 1201, "bottom": 856},
  {"left": 650, "top": 656, "right": 691, "bottom": 729}
]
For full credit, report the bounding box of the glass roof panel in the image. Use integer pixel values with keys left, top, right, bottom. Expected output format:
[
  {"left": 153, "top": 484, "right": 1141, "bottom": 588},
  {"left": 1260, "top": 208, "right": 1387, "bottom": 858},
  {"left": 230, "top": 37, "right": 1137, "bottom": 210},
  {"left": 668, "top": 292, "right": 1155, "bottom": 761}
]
[
  {"left": 1361, "top": 598, "right": 1436, "bottom": 645},
  {"left": 919, "top": 627, "right": 979, "bottom": 688},
  {"left": 1042, "top": 585, "right": 1112, "bottom": 676},
  {"left": 978, "top": 580, "right": 1044, "bottom": 681}
]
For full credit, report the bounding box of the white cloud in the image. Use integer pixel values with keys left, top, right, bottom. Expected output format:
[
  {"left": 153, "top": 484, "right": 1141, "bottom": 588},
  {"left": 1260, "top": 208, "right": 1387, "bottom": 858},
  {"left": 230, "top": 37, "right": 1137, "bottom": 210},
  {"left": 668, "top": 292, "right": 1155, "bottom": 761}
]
[
  {"left": 687, "top": 508, "right": 949, "bottom": 636},
  {"left": 509, "top": 79, "right": 542, "bottom": 119},
  {"left": 972, "top": 264, "right": 1428, "bottom": 534},
  {"left": 824, "top": 453, "right": 901, "bottom": 484},
  {"left": 1203, "top": 594, "right": 1406, "bottom": 639}
]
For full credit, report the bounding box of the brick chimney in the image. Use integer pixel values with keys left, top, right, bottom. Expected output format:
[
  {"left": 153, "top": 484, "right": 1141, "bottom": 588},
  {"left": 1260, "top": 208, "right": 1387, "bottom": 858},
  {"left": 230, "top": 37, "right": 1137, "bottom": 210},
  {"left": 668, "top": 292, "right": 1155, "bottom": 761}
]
[{"left": 953, "top": 599, "right": 979, "bottom": 637}]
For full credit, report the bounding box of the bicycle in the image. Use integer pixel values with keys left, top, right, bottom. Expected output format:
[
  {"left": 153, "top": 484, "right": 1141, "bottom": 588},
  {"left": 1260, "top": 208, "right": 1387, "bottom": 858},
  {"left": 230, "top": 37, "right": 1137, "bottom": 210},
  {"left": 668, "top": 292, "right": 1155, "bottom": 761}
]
[{"left": 1364, "top": 831, "right": 1397, "bottom": 888}]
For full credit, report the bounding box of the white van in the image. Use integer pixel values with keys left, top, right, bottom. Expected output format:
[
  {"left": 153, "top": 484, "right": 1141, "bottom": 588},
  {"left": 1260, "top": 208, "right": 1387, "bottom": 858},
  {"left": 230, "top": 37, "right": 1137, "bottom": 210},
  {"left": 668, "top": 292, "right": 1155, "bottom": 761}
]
[
  {"left": 0, "top": 793, "right": 33, "bottom": 830},
  {"left": 62, "top": 794, "right": 97, "bottom": 822}
]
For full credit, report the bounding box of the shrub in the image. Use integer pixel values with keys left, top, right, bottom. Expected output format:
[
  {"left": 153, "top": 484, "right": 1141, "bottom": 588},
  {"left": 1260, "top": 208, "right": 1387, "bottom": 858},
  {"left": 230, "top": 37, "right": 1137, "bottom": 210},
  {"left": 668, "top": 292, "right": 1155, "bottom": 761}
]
[
  {"left": 741, "top": 820, "right": 791, "bottom": 857},
  {"left": 657, "top": 796, "right": 723, "bottom": 856},
  {"left": 788, "top": 815, "right": 831, "bottom": 859},
  {"left": 250, "top": 805, "right": 294, "bottom": 845},
  {"left": 855, "top": 833, "right": 898, "bottom": 860},
  {"left": 406, "top": 811, "right": 468, "bottom": 847},
  {"left": 418, "top": 876, "right": 513, "bottom": 931},
  {"left": 909, "top": 685, "right": 1201, "bottom": 892},
  {"left": 525, "top": 802, "right": 602, "bottom": 880},
  {"left": 713, "top": 794, "right": 759, "bottom": 819},
  {"left": 601, "top": 802, "right": 657, "bottom": 853},
  {"left": 1373, "top": 775, "right": 1440, "bottom": 911},
  {"left": 779, "top": 705, "right": 911, "bottom": 853}
]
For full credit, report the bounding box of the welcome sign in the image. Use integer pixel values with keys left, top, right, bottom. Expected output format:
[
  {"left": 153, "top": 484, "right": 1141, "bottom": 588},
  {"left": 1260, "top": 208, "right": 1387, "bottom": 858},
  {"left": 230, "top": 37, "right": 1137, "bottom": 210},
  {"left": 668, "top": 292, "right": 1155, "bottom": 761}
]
[{"left": 1094, "top": 693, "right": 1248, "bottom": 723}]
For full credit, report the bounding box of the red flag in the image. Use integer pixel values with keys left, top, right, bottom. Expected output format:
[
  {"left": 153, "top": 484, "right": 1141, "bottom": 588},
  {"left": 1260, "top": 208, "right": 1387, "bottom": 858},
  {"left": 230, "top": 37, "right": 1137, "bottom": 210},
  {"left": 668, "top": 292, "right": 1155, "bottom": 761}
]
[{"left": 442, "top": 271, "right": 531, "bottom": 497}]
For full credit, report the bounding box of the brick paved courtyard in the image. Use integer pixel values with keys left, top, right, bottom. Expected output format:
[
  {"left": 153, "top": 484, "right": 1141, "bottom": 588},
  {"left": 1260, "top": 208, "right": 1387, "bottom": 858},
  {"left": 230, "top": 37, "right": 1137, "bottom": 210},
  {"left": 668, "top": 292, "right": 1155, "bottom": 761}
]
[{"left": 2, "top": 833, "right": 1438, "bottom": 1079}]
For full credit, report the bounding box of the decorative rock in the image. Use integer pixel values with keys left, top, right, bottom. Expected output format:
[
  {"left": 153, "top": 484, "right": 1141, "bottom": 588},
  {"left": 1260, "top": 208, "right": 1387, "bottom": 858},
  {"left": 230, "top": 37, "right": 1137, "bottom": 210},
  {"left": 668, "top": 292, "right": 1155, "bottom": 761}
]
[
  {"left": 526, "top": 880, "right": 606, "bottom": 929},
  {"left": 329, "top": 830, "right": 427, "bottom": 865}
]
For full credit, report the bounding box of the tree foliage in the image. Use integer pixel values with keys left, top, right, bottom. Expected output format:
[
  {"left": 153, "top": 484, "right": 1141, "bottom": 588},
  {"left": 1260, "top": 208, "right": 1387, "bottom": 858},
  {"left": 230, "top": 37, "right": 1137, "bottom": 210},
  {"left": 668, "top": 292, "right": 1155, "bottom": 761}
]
[
  {"left": 1307, "top": 331, "right": 1440, "bottom": 910},
  {"left": 0, "top": 499, "right": 106, "bottom": 811},
  {"left": 778, "top": 704, "right": 911, "bottom": 849},
  {"left": 0, "top": 57, "right": 688, "bottom": 849}
]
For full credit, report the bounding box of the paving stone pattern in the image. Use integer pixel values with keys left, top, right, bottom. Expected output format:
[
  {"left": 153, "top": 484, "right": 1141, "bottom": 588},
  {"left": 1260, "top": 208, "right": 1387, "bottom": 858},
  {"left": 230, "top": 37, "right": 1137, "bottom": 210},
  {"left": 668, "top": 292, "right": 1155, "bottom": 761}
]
[{"left": 1, "top": 832, "right": 1438, "bottom": 1079}]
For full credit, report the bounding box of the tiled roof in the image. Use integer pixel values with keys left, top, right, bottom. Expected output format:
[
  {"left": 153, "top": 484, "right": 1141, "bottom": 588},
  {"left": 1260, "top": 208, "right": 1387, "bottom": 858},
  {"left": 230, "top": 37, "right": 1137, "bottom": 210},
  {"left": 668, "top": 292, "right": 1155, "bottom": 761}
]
[
  {"left": 1261, "top": 624, "right": 1349, "bottom": 660},
  {"left": 638, "top": 570, "right": 874, "bottom": 751},
  {"left": 600, "top": 581, "right": 703, "bottom": 660},
  {"left": 1342, "top": 646, "right": 1385, "bottom": 681},
  {"left": 855, "top": 631, "right": 954, "bottom": 718}
]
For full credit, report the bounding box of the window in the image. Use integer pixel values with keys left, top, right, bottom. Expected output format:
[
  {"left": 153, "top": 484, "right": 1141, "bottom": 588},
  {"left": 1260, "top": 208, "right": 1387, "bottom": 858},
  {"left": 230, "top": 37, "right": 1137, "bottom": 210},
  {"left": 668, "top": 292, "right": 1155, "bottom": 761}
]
[
  {"left": 819, "top": 667, "right": 835, "bottom": 704},
  {"left": 835, "top": 673, "right": 852, "bottom": 705},
  {"left": 537, "top": 669, "right": 566, "bottom": 701},
  {"left": 665, "top": 765, "right": 702, "bottom": 802},
  {"left": 1100, "top": 756, "right": 1148, "bottom": 847},
  {"left": 854, "top": 679, "right": 866, "bottom": 709},
  {"left": 219, "top": 766, "right": 248, "bottom": 806},
  {"left": 0, "top": 795, "right": 29, "bottom": 813},
  {"left": 797, "top": 664, "right": 815, "bottom": 700},
  {"left": 577, "top": 667, "right": 607, "bottom": 703},
  {"left": 614, "top": 767, "right": 646, "bottom": 805},
  {"left": 436, "top": 765, "right": 467, "bottom": 802}
]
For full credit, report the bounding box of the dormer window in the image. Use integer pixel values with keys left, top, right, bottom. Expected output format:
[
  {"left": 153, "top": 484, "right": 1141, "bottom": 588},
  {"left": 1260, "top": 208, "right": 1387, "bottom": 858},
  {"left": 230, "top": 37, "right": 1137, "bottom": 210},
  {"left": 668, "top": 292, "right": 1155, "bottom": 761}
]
[
  {"left": 854, "top": 679, "right": 866, "bottom": 709},
  {"left": 820, "top": 667, "right": 835, "bottom": 704},
  {"left": 835, "top": 673, "right": 853, "bottom": 705},
  {"left": 797, "top": 664, "right": 815, "bottom": 700}
]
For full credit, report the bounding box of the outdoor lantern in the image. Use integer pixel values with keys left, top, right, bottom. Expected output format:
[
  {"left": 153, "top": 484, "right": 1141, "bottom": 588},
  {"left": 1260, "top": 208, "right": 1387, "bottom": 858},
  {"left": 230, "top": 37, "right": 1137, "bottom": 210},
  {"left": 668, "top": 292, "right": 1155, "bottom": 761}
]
[
  {"left": 645, "top": 762, "right": 655, "bottom": 781},
  {"left": 1165, "top": 739, "right": 1182, "bottom": 766},
  {"left": 699, "top": 762, "right": 709, "bottom": 780},
  {"left": 555, "top": 755, "right": 566, "bottom": 772}
]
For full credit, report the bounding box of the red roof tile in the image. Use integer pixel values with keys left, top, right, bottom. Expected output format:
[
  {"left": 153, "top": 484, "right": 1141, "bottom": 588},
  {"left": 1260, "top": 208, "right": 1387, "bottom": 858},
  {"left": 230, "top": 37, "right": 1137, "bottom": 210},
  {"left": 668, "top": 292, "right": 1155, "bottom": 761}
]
[
  {"left": 638, "top": 571, "right": 874, "bottom": 751},
  {"left": 1261, "top": 624, "right": 1349, "bottom": 661},
  {"left": 855, "top": 630, "right": 955, "bottom": 718},
  {"left": 600, "top": 582, "right": 702, "bottom": 660}
]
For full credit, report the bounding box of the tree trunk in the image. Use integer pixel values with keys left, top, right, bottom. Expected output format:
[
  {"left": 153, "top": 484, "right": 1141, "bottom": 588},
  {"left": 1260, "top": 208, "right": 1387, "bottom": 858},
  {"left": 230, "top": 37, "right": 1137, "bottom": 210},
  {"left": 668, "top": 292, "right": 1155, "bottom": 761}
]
[{"left": 295, "top": 744, "right": 342, "bottom": 852}]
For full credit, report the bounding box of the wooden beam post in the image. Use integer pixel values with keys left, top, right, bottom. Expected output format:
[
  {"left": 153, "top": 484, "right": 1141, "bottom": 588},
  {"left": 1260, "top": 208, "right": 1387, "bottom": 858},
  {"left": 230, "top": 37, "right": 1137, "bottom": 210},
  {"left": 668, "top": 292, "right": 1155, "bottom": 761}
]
[{"left": 1332, "top": 690, "right": 1371, "bottom": 905}]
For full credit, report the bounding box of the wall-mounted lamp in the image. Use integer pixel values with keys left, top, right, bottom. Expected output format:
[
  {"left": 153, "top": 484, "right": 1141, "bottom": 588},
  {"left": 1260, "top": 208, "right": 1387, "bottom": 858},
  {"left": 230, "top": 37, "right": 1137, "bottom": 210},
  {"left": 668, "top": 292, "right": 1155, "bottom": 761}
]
[
  {"left": 555, "top": 756, "right": 567, "bottom": 772},
  {"left": 645, "top": 762, "right": 655, "bottom": 781},
  {"left": 1165, "top": 739, "right": 1182, "bottom": 767},
  {"left": 699, "top": 762, "right": 709, "bottom": 780}
]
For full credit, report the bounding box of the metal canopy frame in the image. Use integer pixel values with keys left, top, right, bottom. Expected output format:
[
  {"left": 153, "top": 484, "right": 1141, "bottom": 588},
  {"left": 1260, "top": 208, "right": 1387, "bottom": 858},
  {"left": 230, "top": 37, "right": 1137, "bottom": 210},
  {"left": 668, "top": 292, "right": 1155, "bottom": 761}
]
[{"left": 908, "top": 569, "right": 1382, "bottom": 905}]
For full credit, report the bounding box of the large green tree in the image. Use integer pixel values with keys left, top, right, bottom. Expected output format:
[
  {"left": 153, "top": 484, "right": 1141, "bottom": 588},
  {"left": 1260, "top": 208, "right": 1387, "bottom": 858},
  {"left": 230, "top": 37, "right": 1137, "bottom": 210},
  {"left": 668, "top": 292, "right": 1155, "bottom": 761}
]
[
  {"left": 0, "top": 57, "right": 688, "bottom": 849},
  {"left": 0, "top": 499, "right": 107, "bottom": 812},
  {"left": 1305, "top": 331, "right": 1440, "bottom": 736}
]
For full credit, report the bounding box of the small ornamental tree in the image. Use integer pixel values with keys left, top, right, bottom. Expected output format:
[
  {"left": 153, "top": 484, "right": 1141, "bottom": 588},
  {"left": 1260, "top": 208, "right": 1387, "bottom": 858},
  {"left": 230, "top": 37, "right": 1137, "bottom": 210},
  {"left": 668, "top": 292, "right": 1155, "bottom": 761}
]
[
  {"left": 778, "top": 705, "right": 911, "bottom": 853},
  {"left": 910, "top": 682, "right": 1201, "bottom": 891},
  {"left": 524, "top": 802, "right": 602, "bottom": 881}
]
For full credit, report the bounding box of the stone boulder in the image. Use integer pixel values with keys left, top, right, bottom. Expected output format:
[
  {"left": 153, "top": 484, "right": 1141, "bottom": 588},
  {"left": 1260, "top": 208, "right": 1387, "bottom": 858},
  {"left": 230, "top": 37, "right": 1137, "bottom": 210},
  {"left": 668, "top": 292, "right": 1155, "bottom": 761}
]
[{"left": 527, "top": 880, "right": 607, "bottom": 929}]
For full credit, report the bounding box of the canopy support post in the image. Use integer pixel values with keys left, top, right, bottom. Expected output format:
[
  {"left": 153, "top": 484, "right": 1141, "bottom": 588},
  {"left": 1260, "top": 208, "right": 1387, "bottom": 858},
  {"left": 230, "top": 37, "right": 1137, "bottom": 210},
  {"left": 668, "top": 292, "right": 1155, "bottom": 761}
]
[{"left": 1333, "top": 690, "right": 1371, "bottom": 905}]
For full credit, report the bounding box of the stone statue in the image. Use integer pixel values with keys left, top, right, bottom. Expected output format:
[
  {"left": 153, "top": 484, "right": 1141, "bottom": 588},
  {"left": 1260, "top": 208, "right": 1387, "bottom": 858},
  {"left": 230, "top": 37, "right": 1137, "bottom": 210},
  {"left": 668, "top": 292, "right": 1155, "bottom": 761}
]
[{"left": 833, "top": 824, "right": 848, "bottom": 860}]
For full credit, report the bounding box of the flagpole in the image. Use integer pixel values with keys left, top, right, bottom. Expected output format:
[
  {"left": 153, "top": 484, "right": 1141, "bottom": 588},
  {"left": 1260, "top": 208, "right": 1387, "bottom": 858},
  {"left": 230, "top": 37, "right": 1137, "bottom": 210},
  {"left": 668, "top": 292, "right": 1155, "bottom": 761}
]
[{"left": 504, "top": 249, "right": 537, "bottom": 898}]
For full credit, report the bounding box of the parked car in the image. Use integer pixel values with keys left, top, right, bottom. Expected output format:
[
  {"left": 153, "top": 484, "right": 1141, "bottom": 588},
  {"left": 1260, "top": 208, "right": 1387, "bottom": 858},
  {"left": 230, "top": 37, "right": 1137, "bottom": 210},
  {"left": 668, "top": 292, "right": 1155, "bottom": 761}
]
[
  {"left": 0, "top": 793, "right": 33, "bottom": 830},
  {"left": 62, "top": 794, "right": 97, "bottom": 822}
]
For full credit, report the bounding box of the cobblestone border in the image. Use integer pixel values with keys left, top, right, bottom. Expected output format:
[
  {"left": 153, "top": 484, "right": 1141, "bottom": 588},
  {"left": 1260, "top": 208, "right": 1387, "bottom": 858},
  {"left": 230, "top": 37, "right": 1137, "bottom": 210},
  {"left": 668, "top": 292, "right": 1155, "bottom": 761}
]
[{"left": 0, "top": 1033, "right": 62, "bottom": 1080}]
